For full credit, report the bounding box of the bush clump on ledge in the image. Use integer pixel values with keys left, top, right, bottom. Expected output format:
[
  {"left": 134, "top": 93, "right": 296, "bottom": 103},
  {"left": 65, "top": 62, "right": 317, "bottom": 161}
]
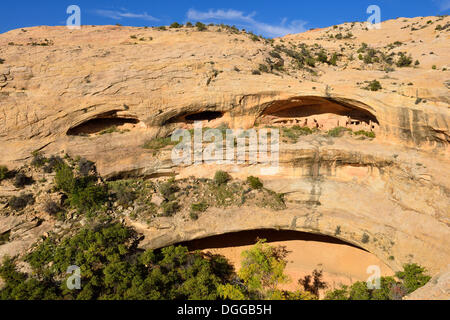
[
  {"left": 214, "top": 170, "right": 231, "bottom": 185},
  {"left": 143, "top": 137, "right": 176, "bottom": 150},
  {"left": 366, "top": 80, "right": 382, "bottom": 91},
  {"left": 247, "top": 176, "right": 263, "bottom": 189},
  {"left": 327, "top": 127, "right": 352, "bottom": 137},
  {"left": 353, "top": 130, "right": 376, "bottom": 138},
  {"left": 195, "top": 22, "right": 207, "bottom": 31},
  {"left": 54, "top": 161, "right": 107, "bottom": 213},
  {"left": 8, "top": 193, "right": 35, "bottom": 211},
  {"left": 0, "top": 166, "right": 9, "bottom": 181}
]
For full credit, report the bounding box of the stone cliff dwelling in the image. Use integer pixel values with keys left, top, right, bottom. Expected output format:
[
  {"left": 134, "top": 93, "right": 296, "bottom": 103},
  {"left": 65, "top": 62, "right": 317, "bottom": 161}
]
[{"left": 259, "top": 96, "right": 379, "bottom": 132}]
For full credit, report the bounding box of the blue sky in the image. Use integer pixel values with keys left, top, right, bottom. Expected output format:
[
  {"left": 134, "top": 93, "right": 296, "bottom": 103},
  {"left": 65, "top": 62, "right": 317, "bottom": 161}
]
[{"left": 0, "top": 0, "right": 449, "bottom": 36}]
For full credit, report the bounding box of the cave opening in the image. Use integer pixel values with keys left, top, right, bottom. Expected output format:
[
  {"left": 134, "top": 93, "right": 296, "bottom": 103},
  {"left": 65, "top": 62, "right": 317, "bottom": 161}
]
[
  {"left": 67, "top": 117, "right": 140, "bottom": 136},
  {"left": 165, "top": 111, "right": 224, "bottom": 125},
  {"left": 259, "top": 96, "right": 379, "bottom": 132},
  {"left": 185, "top": 111, "right": 224, "bottom": 122},
  {"left": 178, "top": 229, "right": 364, "bottom": 251},
  {"left": 176, "top": 229, "right": 394, "bottom": 291}
]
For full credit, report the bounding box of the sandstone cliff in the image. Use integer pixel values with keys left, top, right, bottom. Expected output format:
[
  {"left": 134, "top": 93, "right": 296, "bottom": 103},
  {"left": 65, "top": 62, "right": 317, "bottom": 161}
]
[{"left": 0, "top": 16, "right": 449, "bottom": 299}]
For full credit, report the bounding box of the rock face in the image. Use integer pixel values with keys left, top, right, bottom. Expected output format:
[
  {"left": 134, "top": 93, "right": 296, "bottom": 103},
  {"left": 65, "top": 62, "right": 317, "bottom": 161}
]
[
  {"left": 0, "top": 16, "right": 449, "bottom": 298},
  {"left": 130, "top": 139, "right": 450, "bottom": 276},
  {"left": 0, "top": 213, "right": 53, "bottom": 260},
  {"left": 0, "top": 17, "right": 448, "bottom": 174}
]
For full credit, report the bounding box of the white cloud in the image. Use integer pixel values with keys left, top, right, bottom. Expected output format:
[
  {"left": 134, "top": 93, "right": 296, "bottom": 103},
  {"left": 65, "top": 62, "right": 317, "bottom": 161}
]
[
  {"left": 434, "top": 0, "right": 450, "bottom": 11},
  {"left": 94, "top": 9, "right": 159, "bottom": 22},
  {"left": 186, "top": 8, "right": 307, "bottom": 37}
]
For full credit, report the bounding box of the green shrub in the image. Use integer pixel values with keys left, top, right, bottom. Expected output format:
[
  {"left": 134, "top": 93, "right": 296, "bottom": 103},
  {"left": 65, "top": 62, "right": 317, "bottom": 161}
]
[
  {"left": 324, "top": 263, "right": 430, "bottom": 300},
  {"left": 190, "top": 211, "right": 199, "bottom": 220},
  {"left": 161, "top": 201, "right": 179, "bottom": 216},
  {"left": 214, "top": 171, "right": 231, "bottom": 185},
  {"left": 191, "top": 201, "right": 208, "bottom": 213},
  {"left": 363, "top": 54, "right": 373, "bottom": 64},
  {"left": 55, "top": 163, "right": 75, "bottom": 193},
  {"left": 238, "top": 239, "right": 289, "bottom": 297},
  {"left": 143, "top": 137, "right": 175, "bottom": 150},
  {"left": 367, "top": 80, "right": 382, "bottom": 91},
  {"left": 31, "top": 151, "right": 47, "bottom": 168},
  {"left": 9, "top": 193, "right": 34, "bottom": 211},
  {"left": 324, "top": 285, "right": 349, "bottom": 300},
  {"left": 432, "top": 65, "right": 437, "bottom": 70},
  {"left": 258, "top": 64, "right": 269, "bottom": 73},
  {"left": 293, "top": 125, "right": 313, "bottom": 134},
  {"left": 396, "top": 53, "right": 413, "bottom": 67},
  {"left": 43, "top": 155, "right": 64, "bottom": 173},
  {"left": 114, "top": 185, "right": 137, "bottom": 207},
  {"left": 44, "top": 200, "right": 63, "bottom": 215},
  {"left": 247, "top": 176, "right": 263, "bottom": 189},
  {"left": 55, "top": 161, "right": 107, "bottom": 213},
  {"left": 159, "top": 180, "right": 179, "bottom": 200},
  {"left": 250, "top": 34, "right": 260, "bottom": 41},
  {"left": 353, "top": 130, "right": 376, "bottom": 138},
  {"left": 252, "top": 70, "right": 261, "bottom": 75},
  {"left": 361, "top": 233, "right": 370, "bottom": 243},
  {"left": 395, "top": 263, "right": 431, "bottom": 294},
  {"left": 282, "top": 126, "right": 314, "bottom": 143},
  {"left": 185, "top": 22, "right": 193, "bottom": 27},
  {"left": 170, "top": 22, "right": 182, "bottom": 28},
  {"left": 78, "top": 158, "right": 95, "bottom": 177},
  {"left": 306, "top": 57, "right": 316, "bottom": 67},
  {"left": 0, "top": 166, "right": 9, "bottom": 181},
  {"left": 98, "top": 126, "right": 119, "bottom": 135},
  {"left": 282, "top": 128, "right": 299, "bottom": 141},
  {"left": 357, "top": 43, "right": 368, "bottom": 53},
  {"left": 327, "top": 127, "right": 352, "bottom": 137},
  {"left": 261, "top": 190, "right": 286, "bottom": 210},
  {"left": 334, "top": 226, "right": 341, "bottom": 236},
  {"left": 68, "top": 177, "right": 107, "bottom": 213},
  {"left": 316, "top": 50, "right": 328, "bottom": 63},
  {"left": 195, "top": 22, "right": 207, "bottom": 31},
  {"left": 13, "top": 172, "right": 33, "bottom": 188},
  {"left": 209, "top": 183, "right": 236, "bottom": 207},
  {"left": 269, "top": 51, "right": 281, "bottom": 59},
  {"left": 329, "top": 53, "right": 338, "bottom": 66}
]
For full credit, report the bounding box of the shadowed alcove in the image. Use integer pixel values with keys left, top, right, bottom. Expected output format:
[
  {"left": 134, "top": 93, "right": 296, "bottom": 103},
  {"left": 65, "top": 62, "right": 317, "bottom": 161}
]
[
  {"left": 259, "top": 96, "right": 379, "bottom": 131},
  {"left": 67, "top": 112, "right": 140, "bottom": 136},
  {"left": 175, "top": 229, "right": 394, "bottom": 291},
  {"left": 165, "top": 111, "right": 224, "bottom": 125}
]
